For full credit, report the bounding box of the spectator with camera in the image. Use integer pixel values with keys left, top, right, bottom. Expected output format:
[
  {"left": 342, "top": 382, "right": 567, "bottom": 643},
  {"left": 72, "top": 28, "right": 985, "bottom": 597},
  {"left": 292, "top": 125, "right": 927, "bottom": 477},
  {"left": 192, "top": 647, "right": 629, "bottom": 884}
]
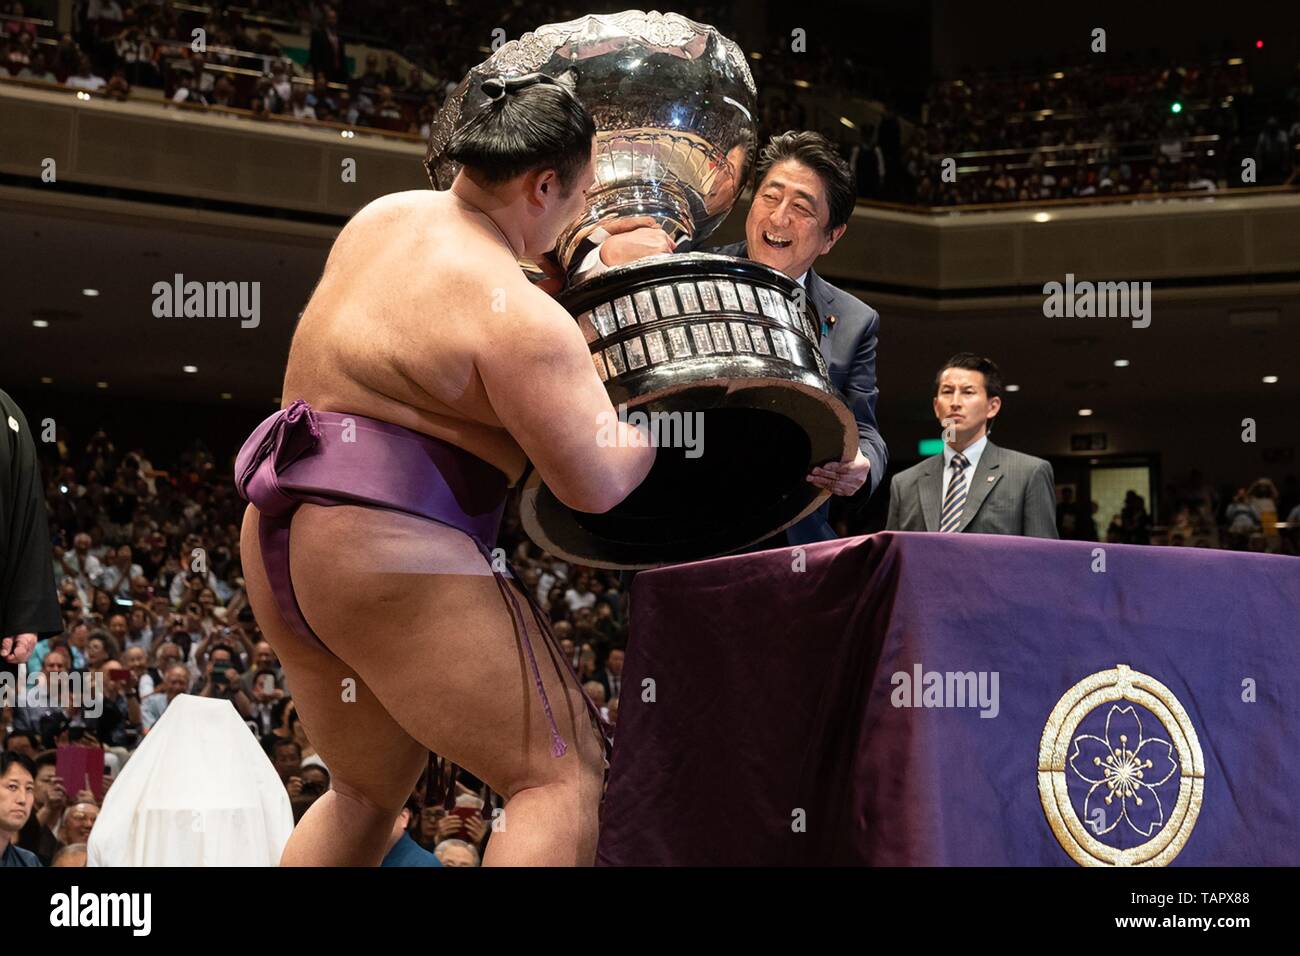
[
  {"left": 89, "top": 658, "right": 141, "bottom": 750},
  {"left": 190, "top": 643, "right": 254, "bottom": 720},
  {"left": 11, "top": 646, "right": 75, "bottom": 737},
  {"left": 269, "top": 737, "right": 303, "bottom": 802}
]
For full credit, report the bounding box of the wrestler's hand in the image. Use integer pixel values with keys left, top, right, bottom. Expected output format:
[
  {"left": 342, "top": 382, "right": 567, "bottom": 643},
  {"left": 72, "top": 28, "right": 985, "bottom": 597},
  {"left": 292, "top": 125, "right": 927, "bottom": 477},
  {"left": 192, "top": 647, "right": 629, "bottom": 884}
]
[
  {"left": 1, "top": 633, "right": 37, "bottom": 663},
  {"left": 807, "top": 450, "right": 871, "bottom": 496},
  {"left": 597, "top": 216, "right": 676, "bottom": 267}
]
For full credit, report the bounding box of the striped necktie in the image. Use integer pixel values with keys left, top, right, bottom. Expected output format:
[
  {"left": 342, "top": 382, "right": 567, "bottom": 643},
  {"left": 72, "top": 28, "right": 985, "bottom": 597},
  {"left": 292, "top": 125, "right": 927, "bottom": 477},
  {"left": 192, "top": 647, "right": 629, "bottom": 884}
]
[{"left": 939, "top": 452, "right": 970, "bottom": 533}]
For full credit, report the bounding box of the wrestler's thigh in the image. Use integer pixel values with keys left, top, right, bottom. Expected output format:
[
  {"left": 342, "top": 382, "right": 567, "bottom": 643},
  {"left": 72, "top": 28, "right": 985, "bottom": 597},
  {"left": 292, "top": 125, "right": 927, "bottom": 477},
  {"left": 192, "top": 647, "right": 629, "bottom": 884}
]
[
  {"left": 239, "top": 505, "right": 429, "bottom": 809},
  {"left": 285, "top": 504, "right": 605, "bottom": 800}
]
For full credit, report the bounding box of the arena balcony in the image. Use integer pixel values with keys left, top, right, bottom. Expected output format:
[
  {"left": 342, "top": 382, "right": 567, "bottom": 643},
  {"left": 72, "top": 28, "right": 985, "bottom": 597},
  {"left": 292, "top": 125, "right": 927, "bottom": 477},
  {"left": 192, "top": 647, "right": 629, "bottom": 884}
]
[{"left": 3, "top": 66, "right": 1299, "bottom": 310}]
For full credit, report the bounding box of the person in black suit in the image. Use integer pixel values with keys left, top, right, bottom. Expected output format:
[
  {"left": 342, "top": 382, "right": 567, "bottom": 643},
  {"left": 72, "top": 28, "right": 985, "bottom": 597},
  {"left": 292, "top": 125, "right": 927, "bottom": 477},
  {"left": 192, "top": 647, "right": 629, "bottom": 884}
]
[
  {"left": 309, "top": 5, "right": 348, "bottom": 85},
  {"left": 1, "top": 388, "right": 62, "bottom": 670},
  {"left": 591, "top": 647, "right": 625, "bottom": 702},
  {"left": 586, "top": 131, "right": 888, "bottom": 544}
]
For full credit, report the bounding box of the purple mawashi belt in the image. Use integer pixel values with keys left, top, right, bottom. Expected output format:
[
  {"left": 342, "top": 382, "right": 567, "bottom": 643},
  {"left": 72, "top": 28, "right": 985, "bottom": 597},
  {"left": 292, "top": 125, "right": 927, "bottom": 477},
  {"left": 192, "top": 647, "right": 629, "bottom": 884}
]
[{"left": 235, "top": 399, "right": 605, "bottom": 766}]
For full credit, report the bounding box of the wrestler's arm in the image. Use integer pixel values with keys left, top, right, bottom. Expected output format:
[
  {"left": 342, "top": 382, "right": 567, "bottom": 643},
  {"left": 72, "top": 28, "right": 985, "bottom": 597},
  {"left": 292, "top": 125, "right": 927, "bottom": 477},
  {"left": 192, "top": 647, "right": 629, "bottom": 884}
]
[{"left": 476, "top": 281, "right": 656, "bottom": 514}]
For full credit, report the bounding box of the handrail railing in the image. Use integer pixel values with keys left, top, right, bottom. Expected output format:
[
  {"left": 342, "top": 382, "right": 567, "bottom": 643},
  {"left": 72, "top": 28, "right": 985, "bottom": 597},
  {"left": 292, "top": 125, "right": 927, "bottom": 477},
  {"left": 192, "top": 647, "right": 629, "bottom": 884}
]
[
  {"left": 945, "top": 133, "right": 1225, "bottom": 164},
  {"left": 0, "top": 73, "right": 422, "bottom": 142},
  {"left": 0, "top": 12, "right": 54, "bottom": 28},
  {"left": 853, "top": 181, "right": 1299, "bottom": 216},
  {"left": 165, "top": 95, "right": 422, "bottom": 140}
]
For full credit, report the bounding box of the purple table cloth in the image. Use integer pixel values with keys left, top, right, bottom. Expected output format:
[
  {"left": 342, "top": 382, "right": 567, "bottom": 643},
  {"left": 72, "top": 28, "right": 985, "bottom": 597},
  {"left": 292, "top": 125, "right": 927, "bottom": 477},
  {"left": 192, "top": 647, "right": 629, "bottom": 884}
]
[{"left": 596, "top": 532, "right": 1300, "bottom": 865}]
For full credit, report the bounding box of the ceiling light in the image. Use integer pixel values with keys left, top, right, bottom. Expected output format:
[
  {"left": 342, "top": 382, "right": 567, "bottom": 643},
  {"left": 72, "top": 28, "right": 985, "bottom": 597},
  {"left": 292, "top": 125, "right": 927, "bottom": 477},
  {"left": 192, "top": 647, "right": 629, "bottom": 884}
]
[
  {"left": 82, "top": 288, "right": 99, "bottom": 297},
  {"left": 32, "top": 319, "right": 49, "bottom": 328},
  {"left": 1005, "top": 384, "right": 1021, "bottom": 392},
  {"left": 1078, "top": 408, "right": 1093, "bottom": 416},
  {"left": 1262, "top": 375, "right": 1279, "bottom": 384},
  {"left": 1113, "top": 359, "right": 1130, "bottom": 367},
  {"left": 183, "top": 365, "right": 198, "bottom": 374}
]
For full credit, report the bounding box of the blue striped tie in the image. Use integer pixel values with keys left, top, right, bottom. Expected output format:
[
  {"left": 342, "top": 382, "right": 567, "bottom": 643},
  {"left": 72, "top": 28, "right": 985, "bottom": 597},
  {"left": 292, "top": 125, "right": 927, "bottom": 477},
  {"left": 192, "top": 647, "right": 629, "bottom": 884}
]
[{"left": 939, "top": 453, "right": 970, "bottom": 533}]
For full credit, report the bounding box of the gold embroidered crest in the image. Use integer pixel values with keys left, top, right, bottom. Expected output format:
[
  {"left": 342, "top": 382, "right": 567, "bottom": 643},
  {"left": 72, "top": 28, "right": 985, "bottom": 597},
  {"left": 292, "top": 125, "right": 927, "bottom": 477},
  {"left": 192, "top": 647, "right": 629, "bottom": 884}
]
[{"left": 1038, "top": 665, "right": 1204, "bottom": 866}]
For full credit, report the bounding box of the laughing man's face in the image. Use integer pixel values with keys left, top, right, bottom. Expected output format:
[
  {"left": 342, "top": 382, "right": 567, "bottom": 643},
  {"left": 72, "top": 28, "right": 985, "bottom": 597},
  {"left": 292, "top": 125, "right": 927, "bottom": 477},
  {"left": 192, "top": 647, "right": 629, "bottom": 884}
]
[{"left": 745, "top": 159, "right": 845, "bottom": 280}]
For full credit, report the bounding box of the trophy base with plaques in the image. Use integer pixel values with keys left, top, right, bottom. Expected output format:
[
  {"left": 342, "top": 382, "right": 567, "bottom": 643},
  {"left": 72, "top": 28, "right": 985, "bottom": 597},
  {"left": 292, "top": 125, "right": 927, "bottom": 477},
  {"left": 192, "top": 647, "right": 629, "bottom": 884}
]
[{"left": 521, "top": 252, "right": 856, "bottom": 569}]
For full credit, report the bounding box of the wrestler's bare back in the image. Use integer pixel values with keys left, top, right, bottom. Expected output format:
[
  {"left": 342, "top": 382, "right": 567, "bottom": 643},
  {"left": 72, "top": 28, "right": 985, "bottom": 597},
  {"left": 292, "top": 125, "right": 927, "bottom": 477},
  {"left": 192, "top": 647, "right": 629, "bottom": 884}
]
[{"left": 281, "top": 189, "right": 583, "bottom": 487}]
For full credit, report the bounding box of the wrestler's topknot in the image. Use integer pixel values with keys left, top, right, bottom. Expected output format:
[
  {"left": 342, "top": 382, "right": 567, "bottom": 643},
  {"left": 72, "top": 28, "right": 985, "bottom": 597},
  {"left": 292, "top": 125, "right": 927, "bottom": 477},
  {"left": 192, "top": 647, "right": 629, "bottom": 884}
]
[{"left": 445, "top": 72, "right": 595, "bottom": 193}]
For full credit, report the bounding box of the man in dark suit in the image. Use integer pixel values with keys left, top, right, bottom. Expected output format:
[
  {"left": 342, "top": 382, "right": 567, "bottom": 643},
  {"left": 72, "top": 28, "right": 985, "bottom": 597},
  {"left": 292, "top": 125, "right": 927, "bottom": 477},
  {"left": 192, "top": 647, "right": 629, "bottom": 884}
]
[
  {"left": 586, "top": 131, "right": 888, "bottom": 544},
  {"left": 591, "top": 647, "right": 624, "bottom": 702},
  {"left": 2, "top": 388, "right": 63, "bottom": 671},
  {"left": 886, "top": 353, "right": 1057, "bottom": 538},
  {"left": 309, "top": 5, "right": 348, "bottom": 85}
]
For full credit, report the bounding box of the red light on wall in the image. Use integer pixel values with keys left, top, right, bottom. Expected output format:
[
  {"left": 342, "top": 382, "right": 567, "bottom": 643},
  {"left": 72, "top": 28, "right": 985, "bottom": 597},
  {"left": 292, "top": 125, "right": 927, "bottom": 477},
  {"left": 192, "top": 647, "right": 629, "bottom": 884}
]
[{"left": 1256, "top": 39, "right": 1264, "bottom": 49}]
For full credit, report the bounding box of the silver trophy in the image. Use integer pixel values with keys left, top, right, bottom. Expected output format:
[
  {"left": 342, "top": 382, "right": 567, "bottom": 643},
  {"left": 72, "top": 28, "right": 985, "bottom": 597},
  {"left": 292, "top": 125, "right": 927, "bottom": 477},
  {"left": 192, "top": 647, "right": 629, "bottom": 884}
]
[{"left": 428, "top": 11, "right": 856, "bottom": 569}]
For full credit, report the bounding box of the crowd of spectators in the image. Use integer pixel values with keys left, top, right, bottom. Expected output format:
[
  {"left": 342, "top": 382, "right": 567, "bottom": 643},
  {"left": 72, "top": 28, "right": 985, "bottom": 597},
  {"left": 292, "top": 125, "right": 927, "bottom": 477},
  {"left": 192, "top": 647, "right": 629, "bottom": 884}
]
[
  {"left": 0, "top": 0, "right": 443, "bottom": 133},
  {"left": 0, "top": 1, "right": 881, "bottom": 146},
  {"left": 5, "top": 3, "right": 1298, "bottom": 208},
  {"left": 845, "top": 58, "right": 1300, "bottom": 206},
  {"left": 1, "top": 423, "right": 630, "bottom": 867},
  {"left": 1055, "top": 473, "right": 1300, "bottom": 553}
]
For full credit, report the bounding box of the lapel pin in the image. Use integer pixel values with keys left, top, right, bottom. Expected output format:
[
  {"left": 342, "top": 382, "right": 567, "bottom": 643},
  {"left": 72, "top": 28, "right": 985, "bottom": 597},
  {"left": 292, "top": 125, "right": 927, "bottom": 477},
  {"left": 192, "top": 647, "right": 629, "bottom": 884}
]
[
  {"left": 987, "top": 475, "right": 997, "bottom": 482},
  {"left": 821, "top": 314, "right": 837, "bottom": 336}
]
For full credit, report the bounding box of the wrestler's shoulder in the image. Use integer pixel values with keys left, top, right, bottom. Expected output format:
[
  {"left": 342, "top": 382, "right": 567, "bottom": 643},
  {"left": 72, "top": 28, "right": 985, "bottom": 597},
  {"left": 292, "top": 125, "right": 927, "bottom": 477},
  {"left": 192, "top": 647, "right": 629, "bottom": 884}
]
[
  {"left": 360, "top": 188, "right": 439, "bottom": 213},
  {"left": 344, "top": 189, "right": 439, "bottom": 230}
]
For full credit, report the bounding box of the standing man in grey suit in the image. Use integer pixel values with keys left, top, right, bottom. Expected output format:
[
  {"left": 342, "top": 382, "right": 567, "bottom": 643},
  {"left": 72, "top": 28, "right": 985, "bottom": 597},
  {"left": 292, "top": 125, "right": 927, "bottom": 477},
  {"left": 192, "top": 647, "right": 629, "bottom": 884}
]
[
  {"left": 586, "top": 131, "right": 888, "bottom": 544},
  {"left": 886, "top": 353, "right": 1057, "bottom": 538}
]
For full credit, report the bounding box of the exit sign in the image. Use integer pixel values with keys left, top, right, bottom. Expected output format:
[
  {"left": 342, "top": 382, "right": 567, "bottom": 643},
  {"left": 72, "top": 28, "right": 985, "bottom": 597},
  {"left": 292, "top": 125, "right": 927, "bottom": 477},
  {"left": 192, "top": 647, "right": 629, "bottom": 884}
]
[{"left": 1071, "top": 433, "right": 1107, "bottom": 451}]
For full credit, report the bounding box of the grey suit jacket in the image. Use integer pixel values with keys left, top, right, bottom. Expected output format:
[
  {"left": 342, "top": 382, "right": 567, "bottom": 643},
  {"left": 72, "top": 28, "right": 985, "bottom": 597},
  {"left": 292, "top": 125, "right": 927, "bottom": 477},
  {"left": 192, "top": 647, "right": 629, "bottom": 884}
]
[
  {"left": 885, "top": 439, "right": 1058, "bottom": 538},
  {"left": 713, "top": 242, "right": 888, "bottom": 543}
]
